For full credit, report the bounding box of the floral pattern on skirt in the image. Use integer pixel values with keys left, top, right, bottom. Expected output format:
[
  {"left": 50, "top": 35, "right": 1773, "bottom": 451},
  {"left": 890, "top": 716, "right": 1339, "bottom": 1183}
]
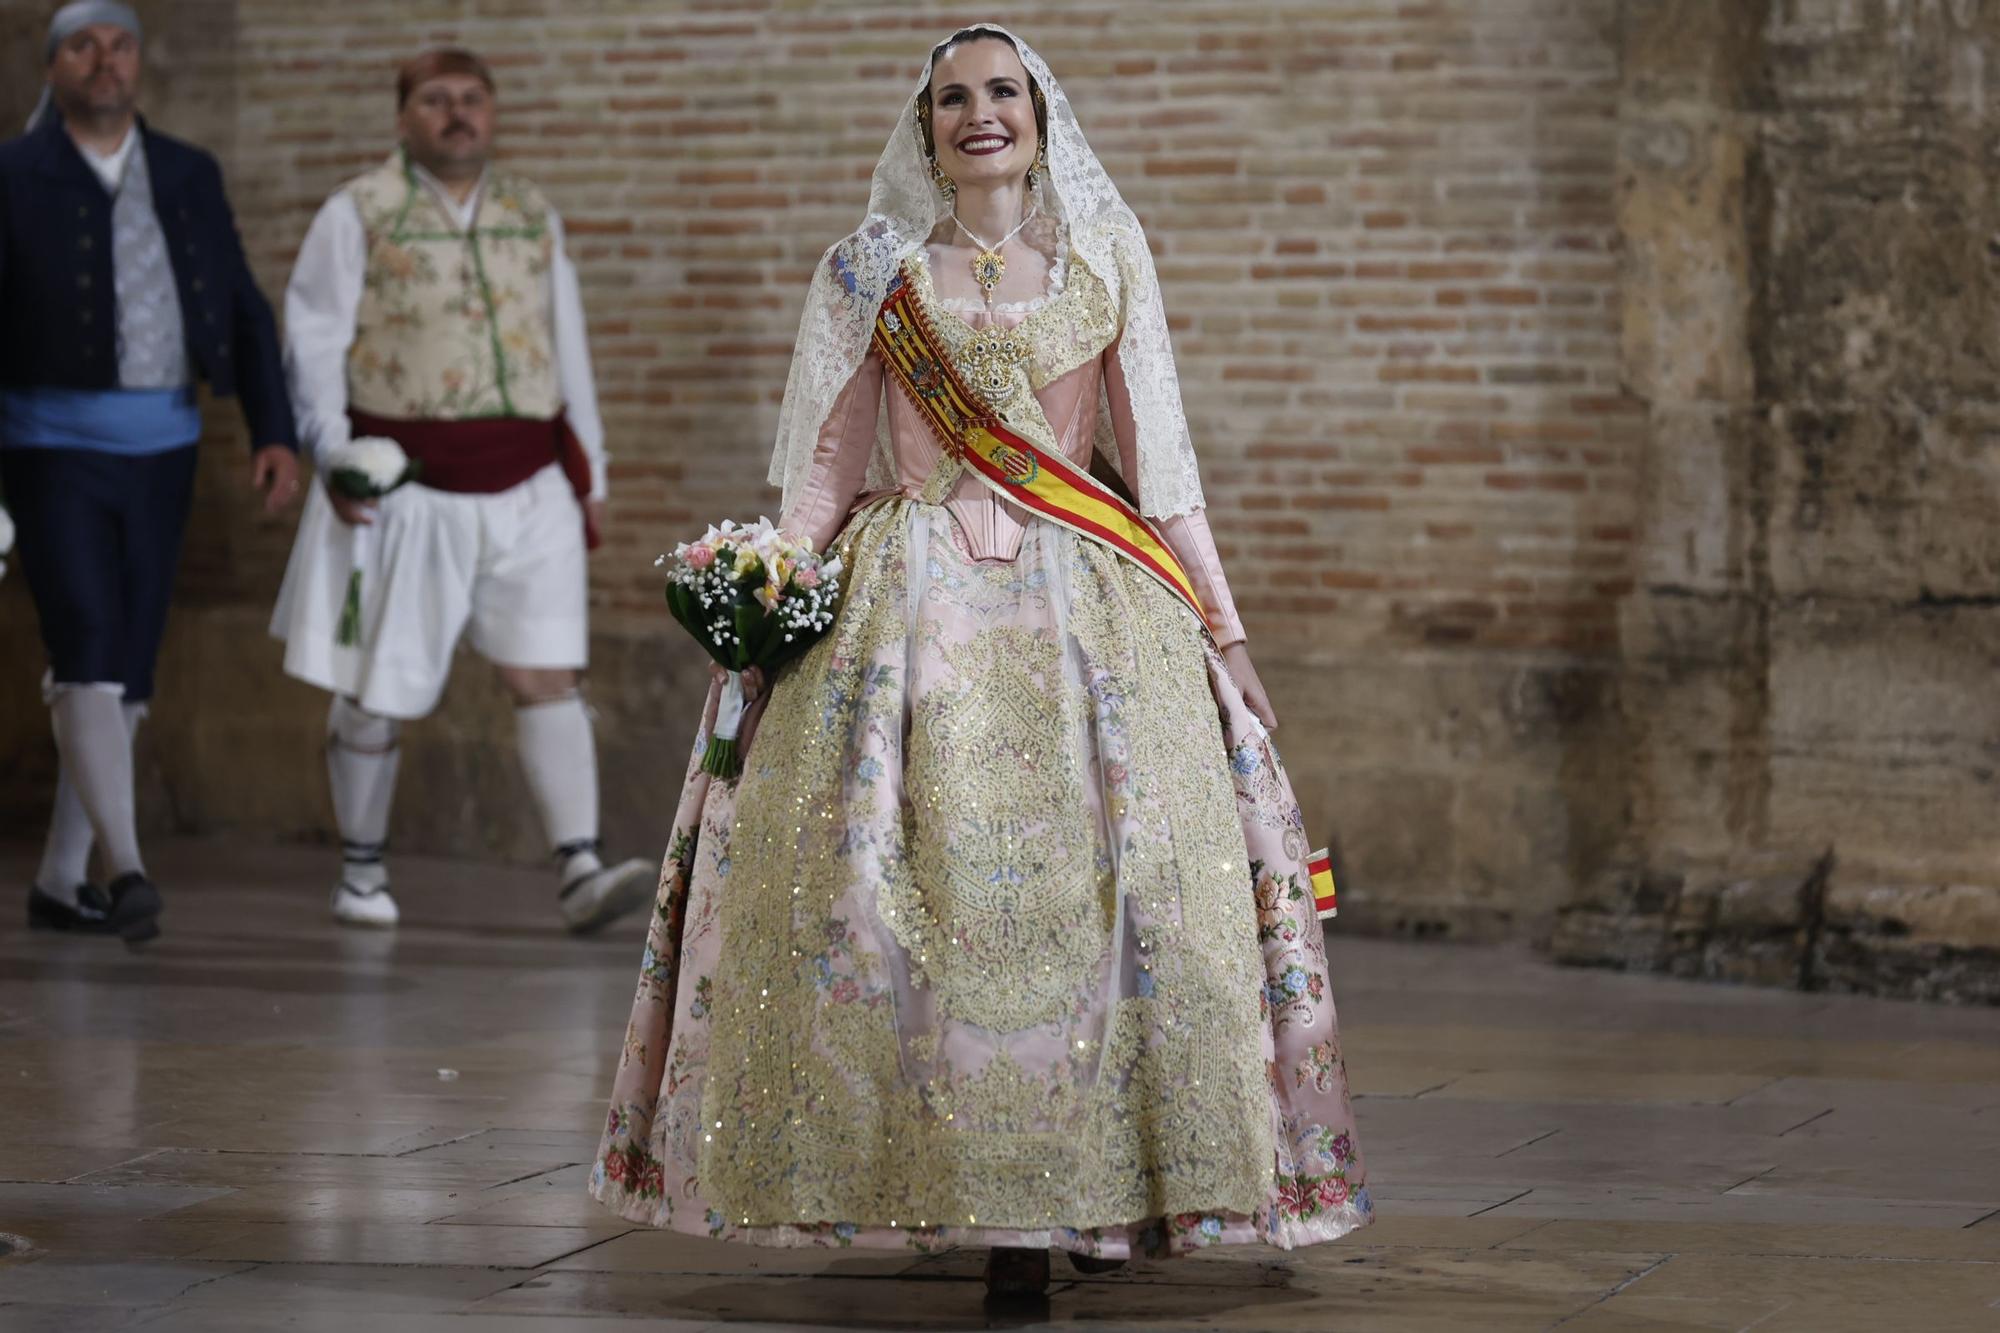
[{"left": 590, "top": 498, "right": 1370, "bottom": 1257}]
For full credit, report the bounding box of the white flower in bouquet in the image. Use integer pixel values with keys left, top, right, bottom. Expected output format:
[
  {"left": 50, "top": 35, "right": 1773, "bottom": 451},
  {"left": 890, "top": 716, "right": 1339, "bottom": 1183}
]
[
  {"left": 325, "top": 436, "right": 418, "bottom": 500},
  {"left": 0, "top": 503, "right": 13, "bottom": 581}
]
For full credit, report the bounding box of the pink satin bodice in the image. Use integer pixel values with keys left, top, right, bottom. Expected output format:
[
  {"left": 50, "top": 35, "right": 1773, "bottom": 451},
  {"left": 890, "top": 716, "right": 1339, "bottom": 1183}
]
[{"left": 781, "top": 295, "right": 1248, "bottom": 647}]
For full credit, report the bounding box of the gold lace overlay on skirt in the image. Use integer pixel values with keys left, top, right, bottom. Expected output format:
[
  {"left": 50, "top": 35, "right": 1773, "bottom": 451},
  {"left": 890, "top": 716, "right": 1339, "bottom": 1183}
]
[
  {"left": 897, "top": 625, "right": 1107, "bottom": 1032},
  {"left": 695, "top": 502, "right": 1277, "bottom": 1230}
]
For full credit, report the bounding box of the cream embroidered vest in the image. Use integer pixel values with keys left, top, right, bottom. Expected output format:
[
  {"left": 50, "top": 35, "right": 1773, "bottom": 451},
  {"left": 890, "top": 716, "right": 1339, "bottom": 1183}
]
[{"left": 345, "top": 152, "right": 560, "bottom": 421}]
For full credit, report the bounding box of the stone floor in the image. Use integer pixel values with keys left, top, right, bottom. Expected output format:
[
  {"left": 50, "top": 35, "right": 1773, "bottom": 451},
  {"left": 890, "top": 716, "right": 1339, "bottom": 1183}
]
[{"left": 2, "top": 839, "right": 1999, "bottom": 1332}]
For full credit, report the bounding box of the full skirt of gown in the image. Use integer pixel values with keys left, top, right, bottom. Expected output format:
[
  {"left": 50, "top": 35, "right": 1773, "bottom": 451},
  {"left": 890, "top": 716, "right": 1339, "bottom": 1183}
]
[{"left": 589, "top": 495, "right": 1371, "bottom": 1258}]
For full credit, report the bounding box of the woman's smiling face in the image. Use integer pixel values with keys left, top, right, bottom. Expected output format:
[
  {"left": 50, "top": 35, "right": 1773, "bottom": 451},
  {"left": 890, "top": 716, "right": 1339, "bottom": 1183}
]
[{"left": 928, "top": 36, "right": 1038, "bottom": 193}]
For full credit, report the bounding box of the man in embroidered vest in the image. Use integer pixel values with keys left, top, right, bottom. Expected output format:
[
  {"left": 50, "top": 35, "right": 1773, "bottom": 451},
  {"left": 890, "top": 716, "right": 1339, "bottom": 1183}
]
[
  {"left": 0, "top": 2, "right": 302, "bottom": 945},
  {"left": 270, "top": 47, "right": 651, "bottom": 934}
]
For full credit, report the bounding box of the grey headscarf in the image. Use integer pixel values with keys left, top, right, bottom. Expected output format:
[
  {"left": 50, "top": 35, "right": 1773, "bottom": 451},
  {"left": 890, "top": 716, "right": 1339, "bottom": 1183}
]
[{"left": 26, "top": 2, "right": 144, "bottom": 130}]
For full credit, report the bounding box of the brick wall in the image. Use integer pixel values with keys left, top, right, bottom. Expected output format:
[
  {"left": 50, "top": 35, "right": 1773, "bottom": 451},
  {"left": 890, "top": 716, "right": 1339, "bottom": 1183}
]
[
  {"left": 2, "top": 1, "right": 1633, "bottom": 935},
  {"left": 216, "top": 1, "right": 1636, "bottom": 641}
]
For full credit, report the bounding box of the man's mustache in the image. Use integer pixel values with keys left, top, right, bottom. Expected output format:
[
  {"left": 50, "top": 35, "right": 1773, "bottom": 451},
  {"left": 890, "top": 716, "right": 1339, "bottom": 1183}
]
[{"left": 443, "top": 122, "right": 475, "bottom": 137}]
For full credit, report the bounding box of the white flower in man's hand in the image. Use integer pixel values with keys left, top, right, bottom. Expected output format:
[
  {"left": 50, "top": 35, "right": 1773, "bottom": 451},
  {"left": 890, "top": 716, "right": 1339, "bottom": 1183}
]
[
  {"left": 0, "top": 503, "right": 13, "bottom": 580},
  {"left": 325, "top": 437, "right": 417, "bottom": 505},
  {"left": 329, "top": 437, "right": 412, "bottom": 490}
]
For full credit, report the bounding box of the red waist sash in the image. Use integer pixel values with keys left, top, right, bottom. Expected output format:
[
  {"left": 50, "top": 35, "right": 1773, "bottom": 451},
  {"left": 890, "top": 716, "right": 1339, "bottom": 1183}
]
[{"left": 346, "top": 409, "right": 599, "bottom": 549}]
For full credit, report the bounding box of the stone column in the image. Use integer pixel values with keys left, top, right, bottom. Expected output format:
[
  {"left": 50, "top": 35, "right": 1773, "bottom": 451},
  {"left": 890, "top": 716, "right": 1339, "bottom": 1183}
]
[{"left": 1556, "top": 0, "right": 2000, "bottom": 1003}]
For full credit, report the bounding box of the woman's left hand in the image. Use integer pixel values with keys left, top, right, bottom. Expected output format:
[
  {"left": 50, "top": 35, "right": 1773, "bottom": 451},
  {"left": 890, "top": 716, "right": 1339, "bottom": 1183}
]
[{"left": 1221, "top": 642, "right": 1277, "bottom": 732}]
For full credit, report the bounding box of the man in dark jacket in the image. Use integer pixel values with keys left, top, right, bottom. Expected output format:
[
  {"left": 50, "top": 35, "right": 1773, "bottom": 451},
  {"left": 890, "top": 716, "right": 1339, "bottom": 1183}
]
[{"left": 0, "top": 2, "right": 300, "bottom": 944}]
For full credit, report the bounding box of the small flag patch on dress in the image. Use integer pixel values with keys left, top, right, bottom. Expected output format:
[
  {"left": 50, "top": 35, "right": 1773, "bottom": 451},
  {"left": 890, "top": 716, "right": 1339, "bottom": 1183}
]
[{"left": 1308, "top": 848, "right": 1336, "bottom": 919}]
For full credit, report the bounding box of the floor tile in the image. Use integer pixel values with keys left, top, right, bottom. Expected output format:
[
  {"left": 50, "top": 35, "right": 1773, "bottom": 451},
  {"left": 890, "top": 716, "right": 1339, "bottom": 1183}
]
[
  {"left": 6, "top": 837, "right": 2000, "bottom": 1330},
  {"left": 179, "top": 1221, "right": 608, "bottom": 1269}
]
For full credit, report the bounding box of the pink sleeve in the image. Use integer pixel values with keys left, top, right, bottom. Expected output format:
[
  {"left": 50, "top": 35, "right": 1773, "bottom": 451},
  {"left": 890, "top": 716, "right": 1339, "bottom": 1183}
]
[
  {"left": 779, "top": 352, "right": 884, "bottom": 554},
  {"left": 1153, "top": 508, "right": 1248, "bottom": 649},
  {"left": 1102, "top": 345, "right": 1248, "bottom": 648}
]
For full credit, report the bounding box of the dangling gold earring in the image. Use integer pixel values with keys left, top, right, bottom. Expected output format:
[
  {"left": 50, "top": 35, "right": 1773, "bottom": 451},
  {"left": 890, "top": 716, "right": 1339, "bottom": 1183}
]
[
  {"left": 1032, "top": 84, "right": 1050, "bottom": 178},
  {"left": 915, "top": 95, "right": 954, "bottom": 201}
]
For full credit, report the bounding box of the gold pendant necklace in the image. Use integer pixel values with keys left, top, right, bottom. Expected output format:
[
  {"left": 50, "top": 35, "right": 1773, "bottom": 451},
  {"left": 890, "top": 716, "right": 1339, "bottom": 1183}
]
[{"left": 953, "top": 207, "right": 1037, "bottom": 297}]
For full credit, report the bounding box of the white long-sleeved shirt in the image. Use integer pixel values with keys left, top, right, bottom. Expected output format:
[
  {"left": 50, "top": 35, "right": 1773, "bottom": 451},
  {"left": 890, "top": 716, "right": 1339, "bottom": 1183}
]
[{"left": 283, "top": 163, "right": 608, "bottom": 499}]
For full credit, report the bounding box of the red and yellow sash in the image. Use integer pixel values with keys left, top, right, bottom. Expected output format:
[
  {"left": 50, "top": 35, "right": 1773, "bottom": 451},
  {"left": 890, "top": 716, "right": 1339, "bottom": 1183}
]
[{"left": 871, "top": 271, "right": 1209, "bottom": 629}]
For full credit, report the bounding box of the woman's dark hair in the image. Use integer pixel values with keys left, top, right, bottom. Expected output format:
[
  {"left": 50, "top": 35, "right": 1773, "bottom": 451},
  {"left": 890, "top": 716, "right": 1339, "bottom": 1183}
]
[{"left": 915, "top": 26, "right": 1047, "bottom": 159}]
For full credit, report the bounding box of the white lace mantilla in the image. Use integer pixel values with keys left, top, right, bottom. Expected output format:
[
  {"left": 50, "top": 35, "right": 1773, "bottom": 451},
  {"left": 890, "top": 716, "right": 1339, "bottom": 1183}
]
[{"left": 766, "top": 23, "right": 1208, "bottom": 520}]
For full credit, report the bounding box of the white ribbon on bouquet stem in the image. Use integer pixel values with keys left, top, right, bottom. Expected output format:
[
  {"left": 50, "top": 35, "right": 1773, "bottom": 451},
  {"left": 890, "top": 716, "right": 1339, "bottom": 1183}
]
[{"left": 715, "top": 670, "right": 747, "bottom": 746}]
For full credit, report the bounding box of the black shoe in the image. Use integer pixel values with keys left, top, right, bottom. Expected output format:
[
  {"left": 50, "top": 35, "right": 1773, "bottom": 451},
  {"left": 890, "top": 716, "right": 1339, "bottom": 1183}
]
[
  {"left": 105, "top": 872, "right": 162, "bottom": 944},
  {"left": 984, "top": 1246, "right": 1051, "bottom": 1299},
  {"left": 27, "top": 882, "right": 116, "bottom": 934},
  {"left": 1066, "top": 1251, "right": 1128, "bottom": 1275}
]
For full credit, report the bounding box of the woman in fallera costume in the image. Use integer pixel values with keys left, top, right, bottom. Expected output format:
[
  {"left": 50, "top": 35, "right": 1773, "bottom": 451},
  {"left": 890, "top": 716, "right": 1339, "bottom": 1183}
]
[{"left": 590, "top": 25, "right": 1370, "bottom": 1296}]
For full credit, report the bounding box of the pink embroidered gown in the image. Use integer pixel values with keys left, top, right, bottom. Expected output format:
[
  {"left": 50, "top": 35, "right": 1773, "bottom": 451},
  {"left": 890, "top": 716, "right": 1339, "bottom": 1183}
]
[{"left": 590, "top": 228, "right": 1370, "bottom": 1258}]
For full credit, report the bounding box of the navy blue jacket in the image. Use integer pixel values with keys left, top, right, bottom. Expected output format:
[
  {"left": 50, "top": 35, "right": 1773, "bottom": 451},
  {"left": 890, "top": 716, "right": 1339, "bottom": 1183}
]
[{"left": 0, "top": 112, "right": 296, "bottom": 449}]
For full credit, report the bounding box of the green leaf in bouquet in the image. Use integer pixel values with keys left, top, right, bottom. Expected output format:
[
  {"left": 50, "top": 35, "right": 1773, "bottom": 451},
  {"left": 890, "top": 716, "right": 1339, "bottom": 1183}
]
[
  {"left": 664, "top": 581, "right": 698, "bottom": 635},
  {"left": 763, "top": 630, "right": 815, "bottom": 674},
  {"left": 665, "top": 582, "right": 737, "bottom": 671},
  {"left": 755, "top": 572, "right": 847, "bottom": 675},
  {"left": 730, "top": 601, "right": 766, "bottom": 670},
  {"left": 326, "top": 468, "right": 380, "bottom": 501}
]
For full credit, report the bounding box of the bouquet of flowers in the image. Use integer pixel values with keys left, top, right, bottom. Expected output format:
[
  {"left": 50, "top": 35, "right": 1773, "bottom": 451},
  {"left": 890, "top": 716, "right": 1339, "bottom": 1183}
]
[
  {"left": 326, "top": 435, "right": 419, "bottom": 502},
  {"left": 325, "top": 436, "right": 420, "bottom": 647},
  {"left": 0, "top": 501, "right": 14, "bottom": 582},
  {"left": 658, "top": 517, "right": 842, "bottom": 777}
]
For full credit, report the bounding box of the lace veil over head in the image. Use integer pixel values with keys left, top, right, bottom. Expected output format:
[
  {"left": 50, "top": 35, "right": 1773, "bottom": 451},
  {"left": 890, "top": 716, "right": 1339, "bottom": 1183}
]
[{"left": 766, "top": 23, "right": 1206, "bottom": 520}]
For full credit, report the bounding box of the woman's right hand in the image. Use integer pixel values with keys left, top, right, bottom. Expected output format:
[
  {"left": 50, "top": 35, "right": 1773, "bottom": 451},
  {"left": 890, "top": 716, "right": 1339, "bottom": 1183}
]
[{"left": 709, "top": 663, "right": 767, "bottom": 702}]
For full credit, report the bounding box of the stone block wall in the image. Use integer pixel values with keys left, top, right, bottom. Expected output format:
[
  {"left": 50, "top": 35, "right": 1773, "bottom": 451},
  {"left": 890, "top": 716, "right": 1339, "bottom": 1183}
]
[{"left": 1551, "top": 0, "right": 2000, "bottom": 1003}]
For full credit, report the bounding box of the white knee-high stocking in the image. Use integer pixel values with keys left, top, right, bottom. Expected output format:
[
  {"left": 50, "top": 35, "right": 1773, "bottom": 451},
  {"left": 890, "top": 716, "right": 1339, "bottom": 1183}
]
[
  {"left": 36, "top": 700, "right": 147, "bottom": 902},
  {"left": 514, "top": 694, "right": 602, "bottom": 883},
  {"left": 327, "top": 696, "right": 401, "bottom": 890},
  {"left": 48, "top": 686, "right": 143, "bottom": 881}
]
